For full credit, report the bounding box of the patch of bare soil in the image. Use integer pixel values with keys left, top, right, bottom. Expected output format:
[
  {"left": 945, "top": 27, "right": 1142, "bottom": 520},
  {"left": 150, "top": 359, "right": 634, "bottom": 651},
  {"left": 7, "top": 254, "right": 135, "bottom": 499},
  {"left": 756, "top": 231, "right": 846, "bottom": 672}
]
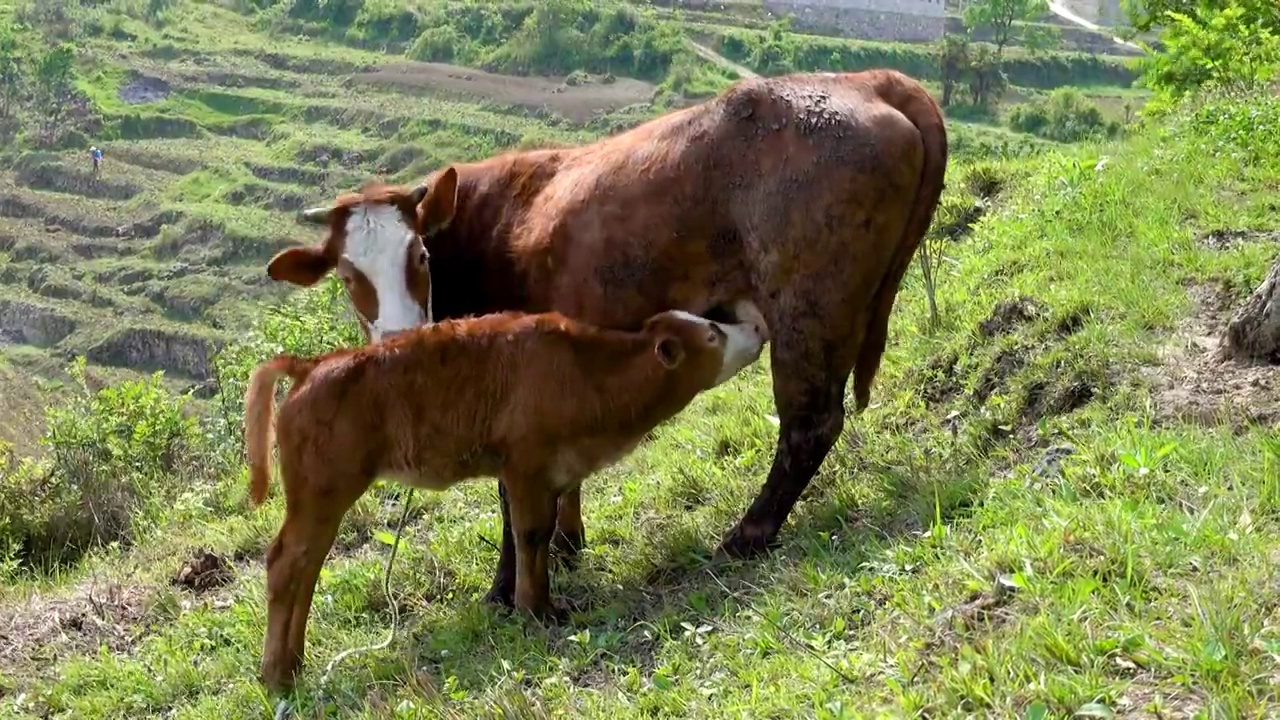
[
  {"left": 1112, "top": 679, "right": 1207, "bottom": 719},
  {"left": 1196, "top": 228, "right": 1280, "bottom": 251},
  {"left": 349, "top": 62, "right": 655, "bottom": 124},
  {"left": 118, "top": 74, "right": 171, "bottom": 105},
  {"left": 1149, "top": 281, "right": 1280, "bottom": 429},
  {"left": 0, "top": 579, "right": 154, "bottom": 674}
]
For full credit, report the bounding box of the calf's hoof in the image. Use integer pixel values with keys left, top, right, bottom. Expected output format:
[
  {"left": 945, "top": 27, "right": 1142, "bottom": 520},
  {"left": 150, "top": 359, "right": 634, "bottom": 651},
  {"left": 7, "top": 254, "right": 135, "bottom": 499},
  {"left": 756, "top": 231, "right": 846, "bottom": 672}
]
[
  {"left": 260, "top": 658, "right": 300, "bottom": 694},
  {"left": 713, "top": 519, "right": 779, "bottom": 561},
  {"left": 550, "top": 528, "right": 585, "bottom": 570}
]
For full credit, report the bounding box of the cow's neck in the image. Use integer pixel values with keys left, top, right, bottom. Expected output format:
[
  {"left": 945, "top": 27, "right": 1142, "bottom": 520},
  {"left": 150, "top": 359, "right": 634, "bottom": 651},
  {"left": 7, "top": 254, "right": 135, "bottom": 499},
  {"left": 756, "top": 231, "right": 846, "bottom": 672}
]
[{"left": 424, "top": 160, "right": 553, "bottom": 320}]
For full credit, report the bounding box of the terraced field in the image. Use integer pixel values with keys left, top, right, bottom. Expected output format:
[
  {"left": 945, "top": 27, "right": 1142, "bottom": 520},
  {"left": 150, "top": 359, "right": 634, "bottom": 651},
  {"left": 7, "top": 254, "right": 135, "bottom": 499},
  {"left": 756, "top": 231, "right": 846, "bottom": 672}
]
[{"left": 0, "top": 3, "right": 1142, "bottom": 446}]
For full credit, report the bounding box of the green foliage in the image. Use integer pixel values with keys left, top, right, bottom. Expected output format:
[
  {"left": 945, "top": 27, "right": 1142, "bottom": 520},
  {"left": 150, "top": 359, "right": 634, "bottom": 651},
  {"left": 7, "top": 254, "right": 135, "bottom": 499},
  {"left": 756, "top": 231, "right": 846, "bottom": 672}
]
[
  {"left": 406, "top": 0, "right": 687, "bottom": 82},
  {"left": 0, "top": 358, "right": 205, "bottom": 569},
  {"left": 1122, "top": 0, "right": 1280, "bottom": 33},
  {"left": 1138, "top": 1, "right": 1280, "bottom": 112},
  {"left": 963, "top": 0, "right": 1056, "bottom": 55},
  {"left": 31, "top": 42, "right": 76, "bottom": 145},
  {"left": 208, "top": 275, "right": 362, "bottom": 455},
  {"left": 711, "top": 25, "right": 1136, "bottom": 90},
  {"left": 0, "top": 23, "right": 21, "bottom": 118},
  {"left": 1007, "top": 87, "right": 1122, "bottom": 141}
]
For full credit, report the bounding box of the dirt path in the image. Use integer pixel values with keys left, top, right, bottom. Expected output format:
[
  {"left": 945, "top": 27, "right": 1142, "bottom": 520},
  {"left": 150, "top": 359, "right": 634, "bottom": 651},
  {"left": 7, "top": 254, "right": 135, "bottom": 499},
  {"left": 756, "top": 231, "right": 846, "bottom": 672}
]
[
  {"left": 688, "top": 40, "right": 759, "bottom": 79},
  {"left": 1045, "top": 1, "right": 1143, "bottom": 51}
]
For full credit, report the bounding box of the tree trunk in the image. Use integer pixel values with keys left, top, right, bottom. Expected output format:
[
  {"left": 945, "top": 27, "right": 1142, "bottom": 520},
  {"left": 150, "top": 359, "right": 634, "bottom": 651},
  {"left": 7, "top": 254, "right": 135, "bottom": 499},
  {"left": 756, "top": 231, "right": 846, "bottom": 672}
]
[{"left": 1220, "top": 258, "right": 1280, "bottom": 364}]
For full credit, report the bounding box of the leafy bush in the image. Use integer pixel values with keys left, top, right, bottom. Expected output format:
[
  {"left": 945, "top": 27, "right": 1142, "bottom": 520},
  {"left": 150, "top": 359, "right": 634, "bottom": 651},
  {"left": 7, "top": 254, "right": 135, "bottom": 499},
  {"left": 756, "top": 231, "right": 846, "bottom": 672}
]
[
  {"left": 208, "top": 274, "right": 362, "bottom": 457},
  {"left": 0, "top": 358, "right": 207, "bottom": 569},
  {"left": 1007, "top": 88, "right": 1121, "bottom": 142},
  {"left": 710, "top": 24, "right": 1137, "bottom": 90},
  {"left": 1137, "top": 1, "right": 1280, "bottom": 114},
  {"left": 407, "top": 0, "right": 686, "bottom": 82}
]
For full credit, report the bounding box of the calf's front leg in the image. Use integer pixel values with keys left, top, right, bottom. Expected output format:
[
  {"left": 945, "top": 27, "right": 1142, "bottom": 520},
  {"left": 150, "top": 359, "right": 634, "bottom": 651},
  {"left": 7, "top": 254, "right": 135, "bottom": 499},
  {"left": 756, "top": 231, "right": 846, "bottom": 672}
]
[
  {"left": 502, "top": 472, "right": 559, "bottom": 620},
  {"left": 551, "top": 487, "right": 585, "bottom": 568}
]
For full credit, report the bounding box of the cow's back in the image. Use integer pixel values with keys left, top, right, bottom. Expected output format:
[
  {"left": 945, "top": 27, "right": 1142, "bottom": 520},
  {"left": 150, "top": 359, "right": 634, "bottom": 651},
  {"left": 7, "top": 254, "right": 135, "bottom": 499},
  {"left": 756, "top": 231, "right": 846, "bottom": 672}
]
[{"left": 518, "top": 70, "right": 933, "bottom": 330}]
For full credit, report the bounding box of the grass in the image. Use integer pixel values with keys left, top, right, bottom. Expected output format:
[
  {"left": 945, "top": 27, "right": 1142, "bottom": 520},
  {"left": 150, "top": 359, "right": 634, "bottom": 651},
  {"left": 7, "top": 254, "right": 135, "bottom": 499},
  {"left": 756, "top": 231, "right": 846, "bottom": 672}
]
[
  {"left": 5, "top": 1, "right": 1274, "bottom": 716},
  {"left": 2, "top": 82, "right": 1278, "bottom": 717}
]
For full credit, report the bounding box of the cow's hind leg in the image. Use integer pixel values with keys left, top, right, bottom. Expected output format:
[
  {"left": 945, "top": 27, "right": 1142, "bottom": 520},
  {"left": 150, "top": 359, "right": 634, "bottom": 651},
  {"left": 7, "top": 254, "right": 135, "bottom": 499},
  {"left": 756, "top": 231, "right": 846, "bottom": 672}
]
[
  {"left": 484, "top": 480, "right": 517, "bottom": 607},
  {"left": 714, "top": 313, "right": 863, "bottom": 560}
]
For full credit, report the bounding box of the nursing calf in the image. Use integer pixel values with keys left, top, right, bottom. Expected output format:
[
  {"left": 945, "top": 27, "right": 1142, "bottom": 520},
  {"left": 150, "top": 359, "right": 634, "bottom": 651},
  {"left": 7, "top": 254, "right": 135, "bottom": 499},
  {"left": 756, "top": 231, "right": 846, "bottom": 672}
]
[{"left": 244, "top": 309, "right": 765, "bottom": 690}]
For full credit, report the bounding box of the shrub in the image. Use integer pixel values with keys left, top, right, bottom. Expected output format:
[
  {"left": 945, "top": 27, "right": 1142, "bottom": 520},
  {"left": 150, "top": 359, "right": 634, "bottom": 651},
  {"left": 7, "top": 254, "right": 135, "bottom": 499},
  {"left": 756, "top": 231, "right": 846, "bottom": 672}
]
[
  {"left": 1138, "top": 1, "right": 1280, "bottom": 114},
  {"left": 0, "top": 357, "right": 206, "bottom": 569},
  {"left": 1007, "top": 88, "right": 1121, "bottom": 142},
  {"left": 208, "top": 274, "right": 362, "bottom": 457}
]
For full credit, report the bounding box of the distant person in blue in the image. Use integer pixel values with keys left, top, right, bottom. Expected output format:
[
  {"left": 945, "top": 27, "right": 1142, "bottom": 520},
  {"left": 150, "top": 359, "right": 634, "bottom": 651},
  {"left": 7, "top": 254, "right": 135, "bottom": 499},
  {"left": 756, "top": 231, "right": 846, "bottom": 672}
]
[{"left": 90, "top": 145, "right": 103, "bottom": 176}]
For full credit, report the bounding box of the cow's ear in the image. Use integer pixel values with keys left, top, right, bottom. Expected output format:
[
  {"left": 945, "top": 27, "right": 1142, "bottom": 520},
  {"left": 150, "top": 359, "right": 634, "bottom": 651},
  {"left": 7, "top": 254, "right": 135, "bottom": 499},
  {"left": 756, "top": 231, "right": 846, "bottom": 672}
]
[
  {"left": 267, "top": 246, "right": 334, "bottom": 286},
  {"left": 655, "top": 336, "right": 685, "bottom": 369},
  {"left": 419, "top": 166, "right": 458, "bottom": 233}
]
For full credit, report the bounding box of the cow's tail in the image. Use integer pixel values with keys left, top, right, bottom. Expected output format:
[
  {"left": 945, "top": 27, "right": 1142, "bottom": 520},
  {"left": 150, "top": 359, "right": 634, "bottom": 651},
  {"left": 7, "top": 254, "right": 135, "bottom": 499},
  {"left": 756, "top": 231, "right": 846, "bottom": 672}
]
[
  {"left": 852, "top": 70, "right": 949, "bottom": 411},
  {"left": 245, "top": 355, "right": 316, "bottom": 506}
]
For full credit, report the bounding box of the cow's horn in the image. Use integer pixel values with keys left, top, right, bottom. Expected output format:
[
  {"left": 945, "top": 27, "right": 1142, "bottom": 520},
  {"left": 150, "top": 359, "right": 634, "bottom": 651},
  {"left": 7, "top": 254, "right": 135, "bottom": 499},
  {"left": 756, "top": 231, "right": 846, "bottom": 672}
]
[
  {"left": 297, "top": 206, "right": 334, "bottom": 225},
  {"left": 408, "top": 182, "right": 429, "bottom": 205}
]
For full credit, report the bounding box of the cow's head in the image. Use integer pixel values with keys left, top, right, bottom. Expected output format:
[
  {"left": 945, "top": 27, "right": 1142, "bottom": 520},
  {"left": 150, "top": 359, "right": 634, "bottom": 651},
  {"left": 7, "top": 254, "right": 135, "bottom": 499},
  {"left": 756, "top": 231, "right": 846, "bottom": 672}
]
[{"left": 267, "top": 168, "right": 459, "bottom": 342}]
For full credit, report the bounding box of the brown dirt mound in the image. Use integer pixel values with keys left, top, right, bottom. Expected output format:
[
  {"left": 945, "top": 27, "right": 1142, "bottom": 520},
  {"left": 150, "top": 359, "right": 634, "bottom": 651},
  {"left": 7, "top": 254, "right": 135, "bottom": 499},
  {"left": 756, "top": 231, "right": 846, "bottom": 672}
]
[
  {"left": 172, "top": 549, "right": 234, "bottom": 592},
  {"left": 350, "top": 62, "right": 655, "bottom": 124},
  {"left": 1149, "top": 282, "right": 1280, "bottom": 429}
]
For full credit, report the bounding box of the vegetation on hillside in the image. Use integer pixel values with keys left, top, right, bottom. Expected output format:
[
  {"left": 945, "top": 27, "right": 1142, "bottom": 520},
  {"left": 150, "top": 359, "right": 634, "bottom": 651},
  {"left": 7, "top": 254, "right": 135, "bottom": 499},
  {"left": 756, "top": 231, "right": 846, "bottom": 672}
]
[{"left": 1, "top": 0, "right": 1278, "bottom": 717}]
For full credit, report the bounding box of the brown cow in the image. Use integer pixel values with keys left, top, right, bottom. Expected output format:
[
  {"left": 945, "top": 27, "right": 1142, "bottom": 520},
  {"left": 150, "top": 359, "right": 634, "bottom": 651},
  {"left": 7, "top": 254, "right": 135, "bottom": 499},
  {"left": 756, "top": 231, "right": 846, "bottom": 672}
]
[
  {"left": 244, "top": 308, "right": 766, "bottom": 690},
  {"left": 267, "top": 68, "right": 948, "bottom": 586}
]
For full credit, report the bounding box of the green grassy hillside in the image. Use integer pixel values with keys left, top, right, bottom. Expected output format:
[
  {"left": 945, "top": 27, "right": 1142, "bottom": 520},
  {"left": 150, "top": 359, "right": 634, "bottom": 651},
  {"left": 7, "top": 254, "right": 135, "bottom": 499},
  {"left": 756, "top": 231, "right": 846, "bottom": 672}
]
[
  {"left": 0, "top": 0, "right": 1143, "bottom": 450},
  {"left": 1, "top": 83, "right": 1277, "bottom": 717},
  {"left": 8, "top": 1, "right": 1277, "bottom": 718}
]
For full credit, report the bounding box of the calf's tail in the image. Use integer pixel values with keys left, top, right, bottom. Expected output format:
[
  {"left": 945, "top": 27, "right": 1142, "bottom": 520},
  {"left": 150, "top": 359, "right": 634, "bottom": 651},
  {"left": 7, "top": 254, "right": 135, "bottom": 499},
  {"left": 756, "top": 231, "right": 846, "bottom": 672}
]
[{"left": 245, "top": 355, "right": 316, "bottom": 506}]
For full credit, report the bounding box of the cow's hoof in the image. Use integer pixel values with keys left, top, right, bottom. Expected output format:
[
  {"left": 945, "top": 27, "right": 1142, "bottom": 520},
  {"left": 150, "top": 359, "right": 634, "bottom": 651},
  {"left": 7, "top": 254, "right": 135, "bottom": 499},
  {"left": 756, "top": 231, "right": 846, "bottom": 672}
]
[
  {"left": 483, "top": 581, "right": 515, "bottom": 608},
  {"left": 550, "top": 528, "right": 584, "bottom": 570},
  {"left": 713, "top": 520, "right": 778, "bottom": 561},
  {"left": 520, "top": 600, "right": 569, "bottom": 626}
]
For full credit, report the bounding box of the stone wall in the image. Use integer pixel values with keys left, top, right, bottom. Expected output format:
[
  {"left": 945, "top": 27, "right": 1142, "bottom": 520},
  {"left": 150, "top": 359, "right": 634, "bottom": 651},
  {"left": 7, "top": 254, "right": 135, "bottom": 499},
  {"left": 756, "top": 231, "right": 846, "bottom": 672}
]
[{"left": 763, "top": 0, "right": 946, "bottom": 43}]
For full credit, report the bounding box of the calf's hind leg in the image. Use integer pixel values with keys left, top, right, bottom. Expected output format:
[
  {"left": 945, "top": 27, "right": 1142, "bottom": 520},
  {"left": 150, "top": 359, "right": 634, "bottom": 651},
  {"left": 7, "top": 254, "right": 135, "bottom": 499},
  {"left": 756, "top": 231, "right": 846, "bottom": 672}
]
[
  {"left": 551, "top": 487, "right": 585, "bottom": 567},
  {"left": 261, "top": 469, "right": 370, "bottom": 691},
  {"left": 486, "top": 484, "right": 585, "bottom": 608}
]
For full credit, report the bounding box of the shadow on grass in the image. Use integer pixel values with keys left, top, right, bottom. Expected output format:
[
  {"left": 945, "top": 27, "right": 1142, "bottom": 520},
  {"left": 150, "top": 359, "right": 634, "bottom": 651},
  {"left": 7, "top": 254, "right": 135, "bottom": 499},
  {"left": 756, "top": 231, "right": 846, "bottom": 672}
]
[{"left": 274, "top": 455, "right": 992, "bottom": 716}]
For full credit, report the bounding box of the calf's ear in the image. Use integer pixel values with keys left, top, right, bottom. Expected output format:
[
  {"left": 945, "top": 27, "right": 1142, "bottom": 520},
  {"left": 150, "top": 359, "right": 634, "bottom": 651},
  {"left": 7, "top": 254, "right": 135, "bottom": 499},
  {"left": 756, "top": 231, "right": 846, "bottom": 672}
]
[
  {"left": 267, "top": 246, "right": 334, "bottom": 287},
  {"left": 655, "top": 336, "right": 685, "bottom": 369},
  {"left": 418, "top": 166, "right": 459, "bottom": 233}
]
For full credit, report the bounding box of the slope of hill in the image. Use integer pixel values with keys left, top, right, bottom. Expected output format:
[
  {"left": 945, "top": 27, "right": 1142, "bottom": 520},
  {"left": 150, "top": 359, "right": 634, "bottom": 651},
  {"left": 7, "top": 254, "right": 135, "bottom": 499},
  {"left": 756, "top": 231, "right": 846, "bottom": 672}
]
[
  {"left": 9, "top": 2, "right": 1276, "bottom": 718},
  {"left": 1, "top": 78, "right": 1276, "bottom": 716},
  {"left": 0, "top": 0, "right": 1142, "bottom": 452}
]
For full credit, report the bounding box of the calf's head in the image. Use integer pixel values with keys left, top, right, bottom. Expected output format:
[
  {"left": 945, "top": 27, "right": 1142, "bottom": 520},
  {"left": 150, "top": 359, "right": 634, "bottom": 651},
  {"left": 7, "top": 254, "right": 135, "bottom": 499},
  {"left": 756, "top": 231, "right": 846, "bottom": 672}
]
[
  {"left": 266, "top": 168, "right": 459, "bottom": 342},
  {"left": 643, "top": 309, "right": 766, "bottom": 390}
]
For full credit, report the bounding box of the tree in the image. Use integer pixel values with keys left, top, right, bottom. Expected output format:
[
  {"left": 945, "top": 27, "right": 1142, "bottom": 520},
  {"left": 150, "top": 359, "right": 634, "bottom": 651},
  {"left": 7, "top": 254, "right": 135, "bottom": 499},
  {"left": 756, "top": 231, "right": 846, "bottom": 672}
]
[
  {"left": 33, "top": 43, "right": 75, "bottom": 144},
  {"left": 1122, "top": 0, "right": 1278, "bottom": 33},
  {"left": 938, "top": 34, "right": 971, "bottom": 108},
  {"left": 1139, "top": 1, "right": 1280, "bottom": 109},
  {"left": 963, "top": 0, "right": 1052, "bottom": 58},
  {"left": 0, "top": 25, "right": 20, "bottom": 118}
]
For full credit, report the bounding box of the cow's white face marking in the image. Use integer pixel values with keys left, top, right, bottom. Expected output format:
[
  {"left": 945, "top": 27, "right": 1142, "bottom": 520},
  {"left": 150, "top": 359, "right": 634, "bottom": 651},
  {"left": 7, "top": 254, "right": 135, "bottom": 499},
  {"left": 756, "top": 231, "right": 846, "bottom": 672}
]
[
  {"left": 343, "top": 203, "right": 428, "bottom": 341},
  {"left": 668, "top": 308, "right": 766, "bottom": 386}
]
